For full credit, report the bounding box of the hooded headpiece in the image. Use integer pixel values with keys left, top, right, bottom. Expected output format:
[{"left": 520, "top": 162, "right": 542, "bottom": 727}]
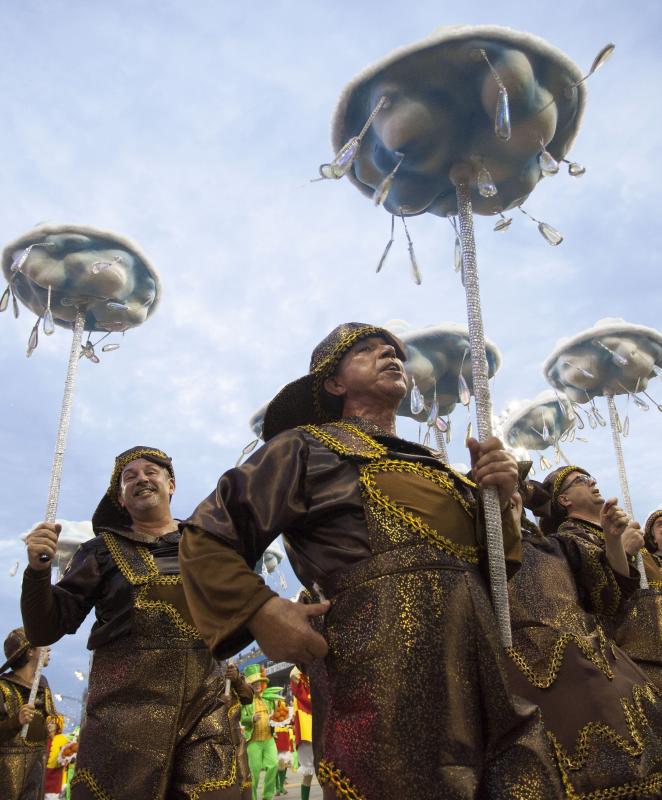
[
  {"left": 0, "top": 628, "right": 32, "bottom": 674},
  {"left": 262, "top": 323, "right": 406, "bottom": 441},
  {"left": 92, "top": 446, "right": 174, "bottom": 533},
  {"left": 536, "top": 465, "right": 590, "bottom": 535},
  {"left": 644, "top": 509, "right": 662, "bottom": 554}
]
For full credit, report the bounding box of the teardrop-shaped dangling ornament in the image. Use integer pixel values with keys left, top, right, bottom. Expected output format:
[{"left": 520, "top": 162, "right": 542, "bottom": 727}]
[
  {"left": 400, "top": 211, "right": 422, "bottom": 285},
  {"left": 593, "top": 406, "right": 606, "bottom": 427},
  {"left": 477, "top": 165, "right": 498, "bottom": 198},
  {"left": 318, "top": 96, "right": 389, "bottom": 180},
  {"left": 572, "top": 406, "right": 585, "bottom": 430},
  {"left": 427, "top": 397, "right": 439, "bottom": 427},
  {"left": 102, "top": 343, "right": 120, "bottom": 352},
  {"left": 541, "top": 413, "right": 550, "bottom": 442},
  {"left": 445, "top": 418, "right": 452, "bottom": 444},
  {"left": 584, "top": 43, "right": 616, "bottom": 82},
  {"left": 435, "top": 416, "right": 448, "bottom": 433},
  {"left": 495, "top": 87, "right": 511, "bottom": 141},
  {"left": 410, "top": 378, "right": 425, "bottom": 415},
  {"left": 458, "top": 373, "right": 471, "bottom": 407},
  {"left": 454, "top": 235, "right": 462, "bottom": 272},
  {"left": 622, "top": 414, "right": 630, "bottom": 437},
  {"left": 26, "top": 319, "right": 40, "bottom": 357},
  {"left": 567, "top": 161, "right": 586, "bottom": 177},
  {"left": 465, "top": 420, "right": 473, "bottom": 446},
  {"left": 0, "top": 285, "right": 9, "bottom": 312},
  {"left": 540, "top": 455, "right": 552, "bottom": 471},
  {"left": 43, "top": 286, "right": 54, "bottom": 336},
  {"left": 11, "top": 288, "right": 19, "bottom": 318},
  {"left": 373, "top": 154, "right": 404, "bottom": 206},
  {"left": 494, "top": 214, "right": 512, "bottom": 232},
  {"left": 587, "top": 411, "right": 597, "bottom": 430},
  {"left": 376, "top": 216, "right": 395, "bottom": 273},
  {"left": 478, "top": 49, "right": 511, "bottom": 142},
  {"left": 568, "top": 427, "right": 576, "bottom": 443},
  {"left": 633, "top": 394, "right": 649, "bottom": 411},
  {"left": 538, "top": 222, "right": 563, "bottom": 246},
  {"left": 538, "top": 145, "right": 559, "bottom": 176}
]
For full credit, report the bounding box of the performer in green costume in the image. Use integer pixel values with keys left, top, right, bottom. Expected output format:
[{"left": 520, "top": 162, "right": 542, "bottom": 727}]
[{"left": 241, "top": 665, "right": 282, "bottom": 800}]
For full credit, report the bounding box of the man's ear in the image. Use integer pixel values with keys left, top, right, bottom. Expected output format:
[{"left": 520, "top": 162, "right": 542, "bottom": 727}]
[
  {"left": 557, "top": 493, "right": 570, "bottom": 510},
  {"left": 168, "top": 477, "right": 176, "bottom": 498},
  {"left": 117, "top": 491, "right": 126, "bottom": 509},
  {"left": 324, "top": 375, "right": 346, "bottom": 398}
]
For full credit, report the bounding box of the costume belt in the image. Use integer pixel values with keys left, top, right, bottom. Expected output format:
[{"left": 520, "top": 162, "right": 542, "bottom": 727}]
[{"left": 320, "top": 542, "right": 480, "bottom": 599}]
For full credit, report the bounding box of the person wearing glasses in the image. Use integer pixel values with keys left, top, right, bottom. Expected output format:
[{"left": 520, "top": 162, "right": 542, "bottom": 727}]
[{"left": 541, "top": 466, "right": 662, "bottom": 693}]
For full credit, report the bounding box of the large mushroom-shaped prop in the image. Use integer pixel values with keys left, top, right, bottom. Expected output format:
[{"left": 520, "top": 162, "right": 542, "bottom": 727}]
[
  {"left": 500, "top": 390, "right": 575, "bottom": 473},
  {"left": 544, "top": 318, "right": 662, "bottom": 588},
  {"left": 319, "top": 26, "right": 612, "bottom": 645},
  {"left": 2, "top": 224, "right": 160, "bottom": 525},
  {"left": 2, "top": 224, "right": 160, "bottom": 731},
  {"left": 394, "top": 321, "right": 501, "bottom": 462}
]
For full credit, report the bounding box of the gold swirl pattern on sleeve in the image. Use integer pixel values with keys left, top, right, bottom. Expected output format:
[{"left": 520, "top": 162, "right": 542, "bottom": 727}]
[
  {"left": 70, "top": 768, "right": 114, "bottom": 800},
  {"left": 318, "top": 760, "right": 366, "bottom": 800}
]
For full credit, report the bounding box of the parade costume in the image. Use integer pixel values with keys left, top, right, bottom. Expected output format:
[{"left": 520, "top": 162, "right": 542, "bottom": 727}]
[
  {"left": 290, "top": 668, "right": 313, "bottom": 800},
  {"left": 241, "top": 665, "right": 281, "bottom": 800},
  {"left": 44, "top": 714, "right": 68, "bottom": 798},
  {"left": 505, "top": 472, "right": 662, "bottom": 796},
  {"left": 548, "top": 467, "right": 662, "bottom": 695},
  {"left": 21, "top": 446, "right": 246, "bottom": 800},
  {"left": 181, "top": 323, "right": 563, "bottom": 800},
  {"left": 0, "top": 628, "right": 57, "bottom": 800}
]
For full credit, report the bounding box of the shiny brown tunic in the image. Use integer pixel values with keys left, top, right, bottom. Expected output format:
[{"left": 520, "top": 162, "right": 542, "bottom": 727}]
[
  {"left": 0, "top": 674, "right": 54, "bottom": 800},
  {"left": 559, "top": 518, "right": 662, "bottom": 694},
  {"left": 507, "top": 525, "right": 662, "bottom": 797},
  {"left": 21, "top": 530, "right": 247, "bottom": 800},
  {"left": 181, "top": 419, "right": 563, "bottom": 800}
]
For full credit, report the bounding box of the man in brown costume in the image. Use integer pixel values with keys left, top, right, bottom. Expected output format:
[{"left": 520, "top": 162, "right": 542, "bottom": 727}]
[
  {"left": 21, "top": 446, "right": 251, "bottom": 800},
  {"left": 0, "top": 629, "right": 56, "bottom": 800},
  {"left": 506, "top": 468, "right": 662, "bottom": 797},
  {"left": 542, "top": 466, "right": 662, "bottom": 694},
  {"left": 180, "top": 322, "right": 563, "bottom": 800}
]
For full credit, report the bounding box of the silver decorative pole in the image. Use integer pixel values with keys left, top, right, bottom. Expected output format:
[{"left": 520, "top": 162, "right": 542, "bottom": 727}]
[
  {"left": 452, "top": 168, "right": 512, "bottom": 647},
  {"left": 20, "top": 648, "right": 47, "bottom": 739},
  {"left": 44, "top": 309, "right": 86, "bottom": 523},
  {"left": 23, "top": 309, "right": 86, "bottom": 727},
  {"left": 606, "top": 394, "right": 648, "bottom": 588},
  {"left": 433, "top": 427, "right": 450, "bottom": 464}
]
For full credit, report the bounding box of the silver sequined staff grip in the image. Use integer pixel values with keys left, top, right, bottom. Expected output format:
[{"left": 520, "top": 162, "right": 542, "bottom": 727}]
[
  {"left": 20, "top": 647, "right": 47, "bottom": 739},
  {"left": 453, "top": 173, "right": 512, "bottom": 648},
  {"left": 606, "top": 395, "right": 648, "bottom": 589},
  {"left": 38, "top": 309, "right": 86, "bottom": 562}
]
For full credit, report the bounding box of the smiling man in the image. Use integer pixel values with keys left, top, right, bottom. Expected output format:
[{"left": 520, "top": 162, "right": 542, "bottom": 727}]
[
  {"left": 20, "top": 446, "right": 248, "bottom": 800},
  {"left": 180, "top": 323, "right": 562, "bottom": 800}
]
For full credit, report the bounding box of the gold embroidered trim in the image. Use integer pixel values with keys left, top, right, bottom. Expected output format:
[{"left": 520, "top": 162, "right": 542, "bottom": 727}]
[
  {"left": 71, "top": 768, "right": 114, "bottom": 800},
  {"left": 190, "top": 756, "right": 238, "bottom": 799},
  {"left": 549, "top": 681, "right": 658, "bottom": 774},
  {"left": 108, "top": 447, "right": 171, "bottom": 493},
  {"left": 554, "top": 763, "right": 662, "bottom": 800},
  {"left": 318, "top": 760, "right": 365, "bottom": 800},
  {"left": 359, "top": 461, "right": 479, "bottom": 563},
  {"left": 558, "top": 527, "right": 621, "bottom": 617},
  {"left": 102, "top": 532, "right": 199, "bottom": 638},
  {"left": 311, "top": 326, "right": 385, "bottom": 419},
  {"left": 300, "top": 422, "right": 388, "bottom": 460},
  {"left": 553, "top": 466, "right": 587, "bottom": 499},
  {"left": 507, "top": 627, "right": 614, "bottom": 689}
]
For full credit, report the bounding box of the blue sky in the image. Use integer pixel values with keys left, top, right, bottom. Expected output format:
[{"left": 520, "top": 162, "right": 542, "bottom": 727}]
[{"left": 1, "top": 0, "right": 661, "bottom": 717}]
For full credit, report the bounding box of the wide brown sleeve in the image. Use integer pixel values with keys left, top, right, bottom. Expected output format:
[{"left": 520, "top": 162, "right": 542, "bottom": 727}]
[
  {"left": 553, "top": 530, "right": 639, "bottom": 616},
  {"left": 21, "top": 542, "right": 101, "bottom": 646},
  {"left": 180, "top": 430, "right": 311, "bottom": 658}
]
